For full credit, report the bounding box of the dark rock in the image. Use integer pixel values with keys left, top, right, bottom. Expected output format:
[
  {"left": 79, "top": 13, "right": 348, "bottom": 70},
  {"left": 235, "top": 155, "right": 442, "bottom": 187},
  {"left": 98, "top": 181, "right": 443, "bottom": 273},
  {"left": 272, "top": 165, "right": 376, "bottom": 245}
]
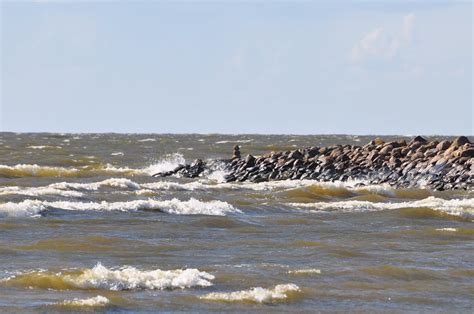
[
  {"left": 244, "top": 154, "right": 256, "bottom": 167},
  {"left": 451, "top": 136, "right": 470, "bottom": 147},
  {"left": 379, "top": 145, "right": 393, "bottom": 155},
  {"left": 436, "top": 140, "right": 451, "bottom": 151},
  {"left": 410, "top": 136, "right": 427, "bottom": 145},
  {"left": 458, "top": 148, "right": 474, "bottom": 158},
  {"left": 150, "top": 136, "right": 472, "bottom": 190},
  {"left": 306, "top": 147, "right": 320, "bottom": 158},
  {"left": 289, "top": 150, "right": 303, "bottom": 160}
]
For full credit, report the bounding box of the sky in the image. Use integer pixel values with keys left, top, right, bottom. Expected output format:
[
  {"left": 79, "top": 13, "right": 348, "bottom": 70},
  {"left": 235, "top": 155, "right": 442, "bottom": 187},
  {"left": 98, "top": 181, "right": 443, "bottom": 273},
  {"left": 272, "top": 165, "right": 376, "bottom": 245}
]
[{"left": 0, "top": 0, "right": 472, "bottom": 135}]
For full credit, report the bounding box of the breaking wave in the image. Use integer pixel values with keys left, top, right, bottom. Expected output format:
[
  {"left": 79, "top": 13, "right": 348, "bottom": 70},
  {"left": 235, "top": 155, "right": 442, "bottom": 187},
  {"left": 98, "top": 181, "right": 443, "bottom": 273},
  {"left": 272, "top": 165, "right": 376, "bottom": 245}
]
[
  {"left": 0, "top": 186, "right": 84, "bottom": 198},
  {"left": 289, "top": 196, "right": 474, "bottom": 219},
  {"left": 288, "top": 269, "right": 321, "bottom": 275},
  {"left": 3, "top": 263, "right": 214, "bottom": 291},
  {"left": 27, "top": 145, "right": 62, "bottom": 150},
  {"left": 141, "top": 153, "right": 186, "bottom": 176},
  {"left": 436, "top": 227, "right": 457, "bottom": 232},
  {"left": 50, "top": 178, "right": 141, "bottom": 191},
  {"left": 215, "top": 140, "right": 253, "bottom": 144},
  {"left": 0, "top": 154, "right": 185, "bottom": 178},
  {"left": 59, "top": 295, "right": 109, "bottom": 307},
  {"left": 200, "top": 284, "right": 300, "bottom": 303},
  {"left": 0, "top": 164, "right": 135, "bottom": 178},
  {"left": 2, "top": 177, "right": 451, "bottom": 198},
  {"left": 0, "top": 198, "right": 240, "bottom": 217}
]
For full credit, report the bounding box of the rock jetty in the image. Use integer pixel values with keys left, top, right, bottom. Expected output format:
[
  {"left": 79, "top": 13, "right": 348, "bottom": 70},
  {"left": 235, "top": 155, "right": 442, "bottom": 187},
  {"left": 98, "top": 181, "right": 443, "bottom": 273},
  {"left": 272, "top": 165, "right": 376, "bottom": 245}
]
[{"left": 152, "top": 136, "right": 474, "bottom": 191}]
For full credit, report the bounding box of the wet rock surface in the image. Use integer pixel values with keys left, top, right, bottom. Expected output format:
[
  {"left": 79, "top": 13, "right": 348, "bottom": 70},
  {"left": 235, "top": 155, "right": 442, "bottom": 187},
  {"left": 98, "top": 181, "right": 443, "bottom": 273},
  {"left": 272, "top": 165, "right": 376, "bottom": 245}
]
[{"left": 152, "top": 136, "right": 474, "bottom": 191}]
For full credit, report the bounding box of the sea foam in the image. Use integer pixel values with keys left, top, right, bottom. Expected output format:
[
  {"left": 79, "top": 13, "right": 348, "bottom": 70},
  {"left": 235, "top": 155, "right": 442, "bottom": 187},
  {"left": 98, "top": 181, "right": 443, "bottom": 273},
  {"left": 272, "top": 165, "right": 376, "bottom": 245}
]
[
  {"left": 288, "top": 268, "right": 321, "bottom": 275},
  {"left": 51, "top": 178, "right": 141, "bottom": 191},
  {"left": 4, "top": 263, "right": 215, "bottom": 291},
  {"left": 0, "top": 186, "right": 84, "bottom": 198},
  {"left": 66, "top": 263, "right": 214, "bottom": 290},
  {"left": 0, "top": 198, "right": 239, "bottom": 217},
  {"left": 0, "top": 154, "right": 185, "bottom": 178},
  {"left": 200, "top": 284, "right": 300, "bottom": 303},
  {"left": 290, "top": 196, "right": 474, "bottom": 218},
  {"left": 60, "top": 295, "right": 109, "bottom": 307}
]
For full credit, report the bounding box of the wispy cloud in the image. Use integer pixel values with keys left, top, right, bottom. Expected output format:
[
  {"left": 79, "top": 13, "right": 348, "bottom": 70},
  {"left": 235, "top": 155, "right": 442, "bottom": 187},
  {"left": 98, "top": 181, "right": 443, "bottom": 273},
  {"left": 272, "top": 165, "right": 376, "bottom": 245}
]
[{"left": 350, "top": 13, "right": 415, "bottom": 63}]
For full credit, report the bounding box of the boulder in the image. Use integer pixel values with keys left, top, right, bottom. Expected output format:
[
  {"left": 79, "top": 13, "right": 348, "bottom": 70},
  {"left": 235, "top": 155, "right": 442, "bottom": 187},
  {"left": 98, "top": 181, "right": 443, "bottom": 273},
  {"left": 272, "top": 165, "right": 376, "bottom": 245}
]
[
  {"left": 458, "top": 148, "right": 474, "bottom": 158},
  {"left": 451, "top": 136, "right": 470, "bottom": 148},
  {"left": 244, "top": 154, "right": 256, "bottom": 167},
  {"left": 379, "top": 145, "right": 393, "bottom": 155},
  {"left": 373, "top": 137, "right": 385, "bottom": 145},
  {"left": 289, "top": 150, "right": 303, "bottom": 160},
  {"left": 409, "top": 136, "right": 427, "bottom": 145},
  {"left": 436, "top": 140, "right": 451, "bottom": 151}
]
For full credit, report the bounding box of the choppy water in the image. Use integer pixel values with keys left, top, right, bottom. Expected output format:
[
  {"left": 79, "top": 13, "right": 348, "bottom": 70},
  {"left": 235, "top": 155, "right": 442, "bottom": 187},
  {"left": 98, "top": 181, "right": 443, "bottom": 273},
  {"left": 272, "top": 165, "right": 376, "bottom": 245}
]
[{"left": 0, "top": 133, "right": 473, "bottom": 312}]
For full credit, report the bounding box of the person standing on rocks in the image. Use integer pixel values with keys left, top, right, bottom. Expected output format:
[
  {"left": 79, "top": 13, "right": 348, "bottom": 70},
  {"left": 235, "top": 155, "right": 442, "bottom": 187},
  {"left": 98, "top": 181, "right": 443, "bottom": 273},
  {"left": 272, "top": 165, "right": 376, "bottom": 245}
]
[{"left": 232, "top": 145, "right": 241, "bottom": 159}]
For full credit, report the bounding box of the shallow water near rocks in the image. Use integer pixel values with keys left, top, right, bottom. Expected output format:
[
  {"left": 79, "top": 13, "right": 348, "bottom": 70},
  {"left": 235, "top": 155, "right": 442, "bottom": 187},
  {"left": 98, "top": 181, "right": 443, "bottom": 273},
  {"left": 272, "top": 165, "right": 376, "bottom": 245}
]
[{"left": 0, "top": 133, "right": 473, "bottom": 312}]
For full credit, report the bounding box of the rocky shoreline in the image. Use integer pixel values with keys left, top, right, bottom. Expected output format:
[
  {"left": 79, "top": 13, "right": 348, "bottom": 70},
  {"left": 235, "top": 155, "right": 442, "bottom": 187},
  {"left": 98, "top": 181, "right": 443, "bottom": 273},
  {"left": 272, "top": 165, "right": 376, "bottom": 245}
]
[{"left": 152, "top": 136, "right": 474, "bottom": 191}]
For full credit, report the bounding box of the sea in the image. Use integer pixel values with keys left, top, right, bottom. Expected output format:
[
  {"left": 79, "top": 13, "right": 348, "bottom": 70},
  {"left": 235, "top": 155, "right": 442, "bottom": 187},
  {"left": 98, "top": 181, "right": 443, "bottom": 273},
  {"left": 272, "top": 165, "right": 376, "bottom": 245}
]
[{"left": 0, "top": 133, "right": 472, "bottom": 313}]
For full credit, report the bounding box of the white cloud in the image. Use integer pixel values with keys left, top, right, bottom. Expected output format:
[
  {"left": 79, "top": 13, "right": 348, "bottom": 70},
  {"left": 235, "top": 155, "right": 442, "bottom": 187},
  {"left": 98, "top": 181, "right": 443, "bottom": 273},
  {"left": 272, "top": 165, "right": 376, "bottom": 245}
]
[
  {"left": 350, "top": 13, "right": 416, "bottom": 63},
  {"left": 350, "top": 28, "right": 384, "bottom": 62},
  {"left": 402, "top": 13, "right": 415, "bottom": 43}
]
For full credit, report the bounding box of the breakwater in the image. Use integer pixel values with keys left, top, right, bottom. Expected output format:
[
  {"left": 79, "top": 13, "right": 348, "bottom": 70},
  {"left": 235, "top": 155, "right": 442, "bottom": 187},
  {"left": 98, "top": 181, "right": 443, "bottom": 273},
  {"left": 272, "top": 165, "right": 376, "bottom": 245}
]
[{"left": 153, "top": 136, "right": 474, "bottom": 190}]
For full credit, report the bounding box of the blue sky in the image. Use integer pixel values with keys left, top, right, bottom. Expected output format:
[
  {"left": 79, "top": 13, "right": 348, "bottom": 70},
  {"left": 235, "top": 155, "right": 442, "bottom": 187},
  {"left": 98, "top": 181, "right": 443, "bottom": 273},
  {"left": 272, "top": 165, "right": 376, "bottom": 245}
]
[{"left": 1, "top": 1, "right": 472, "bottom": 134}]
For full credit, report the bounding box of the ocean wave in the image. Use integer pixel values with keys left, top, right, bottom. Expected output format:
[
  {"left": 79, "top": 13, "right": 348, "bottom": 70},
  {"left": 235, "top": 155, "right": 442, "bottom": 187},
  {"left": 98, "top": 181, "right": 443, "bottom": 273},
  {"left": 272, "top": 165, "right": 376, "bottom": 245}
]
[
  {"left": 215, "top": 140, "right": 253, "bottom": 144},
  {"left": 436, "top": 228, "right": 458, "bottom": 232},
  {"left": 200, "top": 284, "right": 300, "bottom": 303},
  {"left": 27, "top": 145, "right": 62, "bottom": 150},
  {"left": 289, "top": 196, "right": 474, "bottom": 218},
  {"left": 0, "top": 177, "right": 440, "bottom": 202},
  {"left": 0, "top": 198, "right": 239, "bottom": 217},
  {"left": 288, "top": 269, "right": 321, "bottom": 275},
  {"left": 0, "top": 154, "right": 185, "bottom": 178},
  {"left": 0, "top": 164, "right": 133, "bottom": 178},
  {"left": 0, "top": 186, "right": 84, "bottom": 198},
  {"left": 3, "top": 263, "right": 215, "bottom": 291},
  {"left": 137, "top": 138, "right": 156, "bottom": 142},
  {"left": 50, "top": 178, "right": 141, "bottom": 191},
  {"left": 140, "top": 153, "right": 185, "bottom": 176},
  {"left": 141, "top": 179, "right": 394, "bottom": 193},
  {"left": 59, "top": 295, "right": 109, "bottom": 307},
  {"left": 0, "top": 200, "right": 45, "bottom": 217}
]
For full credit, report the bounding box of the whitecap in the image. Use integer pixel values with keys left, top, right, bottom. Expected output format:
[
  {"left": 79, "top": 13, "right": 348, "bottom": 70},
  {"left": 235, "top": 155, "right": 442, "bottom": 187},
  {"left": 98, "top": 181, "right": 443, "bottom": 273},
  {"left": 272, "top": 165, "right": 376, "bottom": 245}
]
[
  {"left": 288, "top": 269, "right": 321, "bottom": 275},
  {"left": 51, "top": 178, "right": 140, "bottom": 191},
  {"left": 0, "top": 198, "right": 240, "bottom": 217},
  {"left": 436, "top": 228, "right": 457, "bottom": 232},
  {"left": 6, "top": 263, "right": 215, "bottom": 291},
  {"left": 65, "top": 263, "right": 214, "bottom": 290},
  {"left": 289, "top": 196, "right": 474, "bottom": 218},
  {"left": 138, "top": 138, "right": 156, "bottom": 142},
  {"left": 141, "top": 153, "right": 186, "bottom": 176},
  {"left": 215, "top": 140, "right": 253, "bottom": 144},
  {"left": 60, "top": 295, "right": 109, "bottom": 307},
  {"left": 0, "top": 186, "right": 83, "bottom": 198},
  {"left": 0, "top": 200, "right": 45, "bottom": 217},
  {"left": 27, "top": 145, "right": 62, "bottom": 150},
  {"left": 0, "top": 156, "right": 185, "bottom": 177},
  {"left": 200, "top": 283, "right": 300, "bottom": 303}
]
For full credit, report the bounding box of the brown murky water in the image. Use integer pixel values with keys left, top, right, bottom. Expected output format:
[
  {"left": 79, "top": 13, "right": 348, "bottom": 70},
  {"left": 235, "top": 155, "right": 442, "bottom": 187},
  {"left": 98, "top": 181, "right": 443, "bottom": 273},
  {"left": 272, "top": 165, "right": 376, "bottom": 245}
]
[{"left": 0, "top": 133, "right": 473, "bottom": 312}]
